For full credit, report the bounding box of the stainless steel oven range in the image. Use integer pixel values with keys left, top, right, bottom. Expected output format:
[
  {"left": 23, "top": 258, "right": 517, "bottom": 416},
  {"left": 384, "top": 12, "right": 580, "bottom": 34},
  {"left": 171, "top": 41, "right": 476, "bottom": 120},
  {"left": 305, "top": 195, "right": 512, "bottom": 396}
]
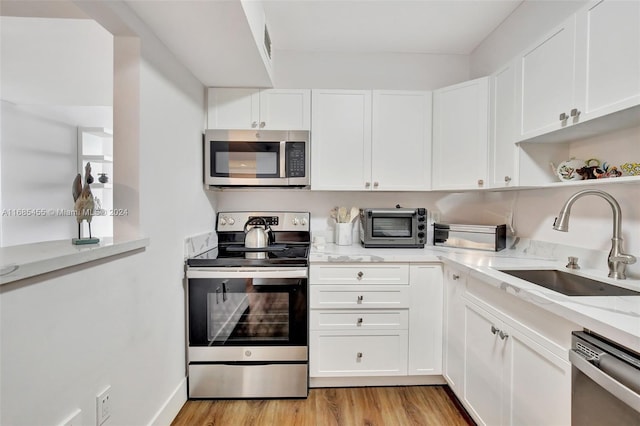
[{"left": 186, "top": 211, "right": 310, "bottom": 399}]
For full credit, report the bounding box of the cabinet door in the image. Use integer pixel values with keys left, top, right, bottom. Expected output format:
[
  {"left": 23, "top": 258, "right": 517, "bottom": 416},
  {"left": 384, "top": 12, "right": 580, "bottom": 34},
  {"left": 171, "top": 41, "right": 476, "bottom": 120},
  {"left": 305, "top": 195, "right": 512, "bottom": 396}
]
[
  {"left": 576, "top": 0, "right": 640, "bottom": 122},
  {"left": 371, "top": 91, "right": 432, "bottom": 190},
  {"left": 489, "top": 62, "right": 519, "bottom": 188},
  {"left": 504, "top": 326, "right": 571, "bottom": 426},
  {"left": 516, "top": 16, "right": 578, "bottom": 141},
  {"left": 432, "top": 77, "right": 490, "bottom": 190},
  {"left": 259, "top": 89, "right": 311, "bottom": 130},
  {"left": 443, "top": 267, "right": 466, "bottom": 395},
  {"left": 207, "top": 88, "right": 260, "bottom": 129},
  {"left": 408, "top": 264, "right": 442, "bottom": 375},
  {"left": 311, "top": 90, "right": 372, "bottom": 190},
  {"left": 463, "top": 302, "right": 503, "bottom": 426}
]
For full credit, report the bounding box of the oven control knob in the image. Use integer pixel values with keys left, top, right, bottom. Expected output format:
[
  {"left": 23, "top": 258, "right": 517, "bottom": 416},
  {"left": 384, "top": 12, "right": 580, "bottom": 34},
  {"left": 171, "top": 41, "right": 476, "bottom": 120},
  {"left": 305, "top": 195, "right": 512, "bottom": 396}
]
[
  {"left": 301, "top": 218, "right": 308, "bottom": 226},
  {"left": 418, "top": 232, "right": 425, "bottom": 239},
  {"left": 219, "top": 217, "right": 227, "bottom": 226},
  {"left": 245, "top": 350, "right": 252, "bottom": 357},
  {"left": 227, "top": 218, "right": 235, "bottom": 225},
  {"left": 418, "top": 224, "right": 425, "bottom": 230},
  {"left": 292, "top": 217, "right": 299, "bottom": 225}
]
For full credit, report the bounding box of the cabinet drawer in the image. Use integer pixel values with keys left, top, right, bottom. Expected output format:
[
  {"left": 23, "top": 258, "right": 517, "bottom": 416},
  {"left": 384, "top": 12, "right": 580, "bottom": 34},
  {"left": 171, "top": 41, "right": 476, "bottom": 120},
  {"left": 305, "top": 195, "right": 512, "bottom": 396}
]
[
  {"left": 310, "top": 285, "right": 410, "bottom": 309},
  {"left": 310, "top": 264, "right": 409, "bottom": 285},
  {"left": 310, "top": 330, "right": 408, "bottom": 377},
  {"left": 310, "top": 310, "right": 408, "bottom": 331}
]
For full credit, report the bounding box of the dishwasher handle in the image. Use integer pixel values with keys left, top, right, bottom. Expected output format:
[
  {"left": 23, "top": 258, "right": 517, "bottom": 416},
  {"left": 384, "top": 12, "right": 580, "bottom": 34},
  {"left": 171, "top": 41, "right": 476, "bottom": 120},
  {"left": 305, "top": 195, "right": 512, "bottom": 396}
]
[{"left": 570, "top": 349, "right": 640, "bottom": 413}]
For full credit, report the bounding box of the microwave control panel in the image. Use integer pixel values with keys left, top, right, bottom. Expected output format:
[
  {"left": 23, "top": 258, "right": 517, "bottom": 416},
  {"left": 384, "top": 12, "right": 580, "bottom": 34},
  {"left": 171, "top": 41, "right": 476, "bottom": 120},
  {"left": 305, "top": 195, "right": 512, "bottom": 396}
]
[{"left": 286, "top": 142, "right": 306, "bottom": 177}]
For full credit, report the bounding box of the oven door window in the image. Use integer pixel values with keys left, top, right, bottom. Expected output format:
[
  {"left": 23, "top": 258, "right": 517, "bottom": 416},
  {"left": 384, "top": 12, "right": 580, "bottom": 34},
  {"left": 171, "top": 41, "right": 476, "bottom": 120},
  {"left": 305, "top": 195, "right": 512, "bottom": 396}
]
[
  {"left": 189, "top": 277, "right": 307, "bottom": 346},
  {"left": 371, "top": 217, "right": 413, "bottom": 238},
  {"left": 210, "top": 141, "right": 280, "bottom": 178}
]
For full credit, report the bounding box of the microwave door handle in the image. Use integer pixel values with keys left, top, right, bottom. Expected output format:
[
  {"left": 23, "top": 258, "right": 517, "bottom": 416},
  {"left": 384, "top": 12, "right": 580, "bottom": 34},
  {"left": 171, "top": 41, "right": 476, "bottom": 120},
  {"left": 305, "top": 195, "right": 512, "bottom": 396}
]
[{"left": 280, "top": 141, "right": 287, "bottom": 178}]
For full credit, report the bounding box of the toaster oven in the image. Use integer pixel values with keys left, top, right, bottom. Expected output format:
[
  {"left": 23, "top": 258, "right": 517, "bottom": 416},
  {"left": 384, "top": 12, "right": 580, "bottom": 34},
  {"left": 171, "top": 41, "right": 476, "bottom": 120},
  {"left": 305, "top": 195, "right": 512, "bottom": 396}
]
[{"left": 359, "top": 207, "right": 427, "bottom": 248}]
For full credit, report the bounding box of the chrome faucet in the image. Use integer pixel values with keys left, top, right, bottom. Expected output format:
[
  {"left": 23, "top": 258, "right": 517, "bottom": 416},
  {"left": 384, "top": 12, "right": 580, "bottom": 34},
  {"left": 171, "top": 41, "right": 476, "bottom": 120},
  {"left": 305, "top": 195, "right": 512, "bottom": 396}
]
[{"left": 553, "top": 189, "right": 636, "bottom": 279}]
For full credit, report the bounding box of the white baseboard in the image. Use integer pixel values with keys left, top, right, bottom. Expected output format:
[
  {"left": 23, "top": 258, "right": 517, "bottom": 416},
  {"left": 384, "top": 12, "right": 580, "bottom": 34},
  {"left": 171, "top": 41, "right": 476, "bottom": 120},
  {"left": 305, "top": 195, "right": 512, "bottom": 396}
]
[
  {"left": 310, "top": 375, "right": 446, "bottom": 388},
  {"left": 147, "top": 377, "right": 187, "bottom": 426}
]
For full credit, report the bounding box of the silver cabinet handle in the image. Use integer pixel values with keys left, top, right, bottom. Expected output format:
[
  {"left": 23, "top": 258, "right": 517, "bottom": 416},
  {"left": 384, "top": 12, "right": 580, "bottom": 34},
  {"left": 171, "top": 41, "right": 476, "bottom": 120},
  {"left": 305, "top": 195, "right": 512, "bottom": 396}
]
[
  {"left": 357, "top": 295, "right": 364, "bottom": 302},
  {"left": 499, "top": 330, "right": 509, "bottom": 340},
  {"left": 452, "top": 274, "right": 460, "bottom": 280},
  {"left": 504, "top": 176, "right": 511, "bottom": 183},
  {"left": 491, "top": 325, "right": 499, "bottom": 335},
  {"left": 357, "top": 318, "right": 363, "bottom": 325},
  {"left": 477, "top": 179, "right": 484, "bottom": 186},
  {"left": 357, "top": 271, "right": 364, "bottom": 280},
  {"left": 373, "top": 181, "right": 379, "bottom": 188},
  {"left": 365, "top": 182, "right": 371, "bottom": 188},
  {"left": 251, "top": 121, "right": 258, "bottom": 128},
  {"left": 570, "top": 108, "right": 580, "bottom": 117},
  {"left": 357, "top": 352, "right": 363, "bottom": 359},
  {"left": 259, "top": 121, "right": 266, "bottom": 128},
  {"left": 559, "top": 112, "right": 568, "bottom": 121}
]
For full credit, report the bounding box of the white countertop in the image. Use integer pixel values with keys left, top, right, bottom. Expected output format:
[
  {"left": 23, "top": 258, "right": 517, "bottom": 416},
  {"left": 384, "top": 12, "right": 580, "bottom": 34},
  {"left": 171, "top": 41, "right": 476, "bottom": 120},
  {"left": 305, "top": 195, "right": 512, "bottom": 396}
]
[
  {"left": 0, "top": 237, "right": 149, "bottom": 285},
  {"left": 311, "top": 243, "right": 640, "bottom": 352}
]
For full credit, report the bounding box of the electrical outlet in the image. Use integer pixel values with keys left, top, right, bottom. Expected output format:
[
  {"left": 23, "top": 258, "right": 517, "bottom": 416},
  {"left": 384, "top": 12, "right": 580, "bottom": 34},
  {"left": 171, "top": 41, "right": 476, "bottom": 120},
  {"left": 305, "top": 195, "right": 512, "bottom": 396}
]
[
  {"left": 60, "top": 408, "right": 82, "bottom": 426},
  {"left": 96, "top": 386, "right": 111, "bottom": 425}
]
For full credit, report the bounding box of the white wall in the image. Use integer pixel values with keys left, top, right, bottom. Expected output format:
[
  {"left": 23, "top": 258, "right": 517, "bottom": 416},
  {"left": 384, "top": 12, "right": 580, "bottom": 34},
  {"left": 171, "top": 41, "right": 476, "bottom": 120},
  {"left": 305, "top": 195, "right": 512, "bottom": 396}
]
[
  {"left": 273, "top": 50, "right": 470, "bottom": 90},
  {"left": 0, "top": 6, "right": 214, "bottom": 426}
]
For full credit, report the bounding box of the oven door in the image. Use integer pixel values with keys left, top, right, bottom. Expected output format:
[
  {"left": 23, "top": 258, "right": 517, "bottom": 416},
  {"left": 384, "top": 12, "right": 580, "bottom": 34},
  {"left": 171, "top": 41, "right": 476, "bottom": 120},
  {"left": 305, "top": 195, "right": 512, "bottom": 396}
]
[{"left": 187, "top": 268, "right": 308, "bottom": 356}]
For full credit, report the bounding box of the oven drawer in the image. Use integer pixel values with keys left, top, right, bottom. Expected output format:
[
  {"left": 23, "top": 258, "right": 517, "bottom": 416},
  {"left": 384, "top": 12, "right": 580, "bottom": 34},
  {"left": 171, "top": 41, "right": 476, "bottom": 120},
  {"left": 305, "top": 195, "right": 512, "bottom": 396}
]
[
  {"left": 188, "top": 363, "right": 308, "bottom": 398},
  {"left": 310, "top": 264, "right": 409, "bottom": 285},
  {"left": 310, "top": 330, "right": 408, "bottom": 377},
  {"left": 310, "top": 310, "right": 408, "bottom": 331},
  {"left": 310, "top": 285, "right": 410, "bottom": 309}
]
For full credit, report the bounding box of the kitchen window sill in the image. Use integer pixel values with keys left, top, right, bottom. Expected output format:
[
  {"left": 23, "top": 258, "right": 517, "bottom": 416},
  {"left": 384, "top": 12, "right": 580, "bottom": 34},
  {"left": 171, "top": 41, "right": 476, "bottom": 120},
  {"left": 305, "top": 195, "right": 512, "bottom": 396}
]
[{"left": 0, "top": 237, "right": 149, "bottom": 285}]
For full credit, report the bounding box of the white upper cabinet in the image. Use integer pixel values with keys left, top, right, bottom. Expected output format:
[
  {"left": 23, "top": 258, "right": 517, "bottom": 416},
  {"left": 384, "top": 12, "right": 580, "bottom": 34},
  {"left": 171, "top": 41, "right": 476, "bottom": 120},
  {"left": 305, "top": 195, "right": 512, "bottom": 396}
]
[
  {"left": 432, "top": 77, "right": 490, "bottom": 190},
  {"left": 311, "top": 89, "right": 431, "bottom": 191},
  {"left": 372, "top": 91, "right": 432, "bottom": 191},
  {"left": 311, "top": 90, "right": 372, "bottom": 190},
  {"left": 489, "top": 61, "right": 519, "bottom": 188},
  {"left": 516, "top": 16, "right": 578, "bottom": 141},
  {"left": 516, "top": 0, "right": 640, "bottom": 142},
  {"left": 207, "top": 88, "right": 310, "bottom": 130},
  {"left": 575, "top": 0, "right": 640, "bottom": 122}
]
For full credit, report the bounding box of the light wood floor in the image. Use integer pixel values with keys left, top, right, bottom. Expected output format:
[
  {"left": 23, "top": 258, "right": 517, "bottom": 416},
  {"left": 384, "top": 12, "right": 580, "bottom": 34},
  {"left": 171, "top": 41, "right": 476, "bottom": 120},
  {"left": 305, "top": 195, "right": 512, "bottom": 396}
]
[{"left": 171, "top": 386, "right": 473, "bottom": 426}]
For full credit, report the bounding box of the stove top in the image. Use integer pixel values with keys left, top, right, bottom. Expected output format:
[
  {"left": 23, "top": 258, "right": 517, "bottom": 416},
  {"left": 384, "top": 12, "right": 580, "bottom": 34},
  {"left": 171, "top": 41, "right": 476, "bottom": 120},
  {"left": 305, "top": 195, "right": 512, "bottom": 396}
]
[
  {"left": 186, "top": 244, "right": 309, "bottom": 267},
  {"left": 187, "top": 211, "right": 311, "bottom": 268}
]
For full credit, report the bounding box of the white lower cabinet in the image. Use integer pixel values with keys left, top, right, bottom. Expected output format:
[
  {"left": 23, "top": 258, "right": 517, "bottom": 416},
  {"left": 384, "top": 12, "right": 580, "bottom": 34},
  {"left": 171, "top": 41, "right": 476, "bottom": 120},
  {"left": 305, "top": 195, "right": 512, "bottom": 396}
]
[
  {"left": 309, "top": 263, "right": 443, "bottom": 383},
  {"left": 464, "top": 301, "right": 571, "bottom": 426},
  {"left": 443, "top": 265, "right": 466, "bottom": 395},
  {"left": 444, "top": 272, "right": 574, "bottom": 426}
]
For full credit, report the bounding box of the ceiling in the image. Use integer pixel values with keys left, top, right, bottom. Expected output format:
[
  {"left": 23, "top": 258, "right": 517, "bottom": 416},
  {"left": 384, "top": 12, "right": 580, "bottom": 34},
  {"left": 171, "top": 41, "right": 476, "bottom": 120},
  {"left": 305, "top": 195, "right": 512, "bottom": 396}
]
[
  {"left": 2, "top": 0, "right": 524, "bottom": 87},
  {"left": 125, "top": 0, "right": 522, "bottom": 87}
]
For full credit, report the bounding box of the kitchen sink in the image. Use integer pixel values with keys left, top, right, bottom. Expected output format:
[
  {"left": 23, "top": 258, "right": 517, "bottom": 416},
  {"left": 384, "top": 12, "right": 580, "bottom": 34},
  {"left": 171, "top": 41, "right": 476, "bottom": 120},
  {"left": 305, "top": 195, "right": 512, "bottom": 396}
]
[{"left": 498, "top": 269, "right": 640, "bottom": 297}]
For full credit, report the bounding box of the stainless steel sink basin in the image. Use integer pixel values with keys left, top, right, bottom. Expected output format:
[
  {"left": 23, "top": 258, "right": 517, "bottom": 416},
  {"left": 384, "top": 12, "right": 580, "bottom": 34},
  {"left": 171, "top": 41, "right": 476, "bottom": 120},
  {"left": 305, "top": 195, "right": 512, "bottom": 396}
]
[{"left": 498, "top": 269, "right": 640, "bottom": 296}]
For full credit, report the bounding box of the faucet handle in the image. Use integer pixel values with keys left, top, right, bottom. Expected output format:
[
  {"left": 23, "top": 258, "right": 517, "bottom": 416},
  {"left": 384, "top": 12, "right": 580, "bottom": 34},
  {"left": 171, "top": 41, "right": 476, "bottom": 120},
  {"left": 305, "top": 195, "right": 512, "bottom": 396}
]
[
  {"left": 566, "top": 256, "right": 580, "bottom": 269},
  {"left": 610, "top": 254, "right": 637, "bottom": 265}
]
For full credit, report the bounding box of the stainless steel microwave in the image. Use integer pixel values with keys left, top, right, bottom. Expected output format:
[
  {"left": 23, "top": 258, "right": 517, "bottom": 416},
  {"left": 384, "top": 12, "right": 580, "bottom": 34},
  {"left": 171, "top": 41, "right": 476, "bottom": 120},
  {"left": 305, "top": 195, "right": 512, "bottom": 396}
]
[
  {"left": 359, "top": 207, "right": 427, "bottom": 248},
  {"left": 204, "top": 129, "right": 310, "bottom": 187}
]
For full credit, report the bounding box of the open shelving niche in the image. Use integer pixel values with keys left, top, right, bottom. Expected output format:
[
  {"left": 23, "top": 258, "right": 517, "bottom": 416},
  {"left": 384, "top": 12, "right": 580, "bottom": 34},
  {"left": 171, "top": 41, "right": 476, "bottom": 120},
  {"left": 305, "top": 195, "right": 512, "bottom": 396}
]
[{"left": 77, "top": 126, "right": 113, "bottom": 238}]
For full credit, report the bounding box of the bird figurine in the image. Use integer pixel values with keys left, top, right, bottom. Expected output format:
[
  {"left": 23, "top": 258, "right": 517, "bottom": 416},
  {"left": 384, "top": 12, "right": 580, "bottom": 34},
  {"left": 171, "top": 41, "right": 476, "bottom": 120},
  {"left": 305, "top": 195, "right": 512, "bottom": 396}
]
[{"left": 72, "top": 162, "right": 96, "bottom": 242}]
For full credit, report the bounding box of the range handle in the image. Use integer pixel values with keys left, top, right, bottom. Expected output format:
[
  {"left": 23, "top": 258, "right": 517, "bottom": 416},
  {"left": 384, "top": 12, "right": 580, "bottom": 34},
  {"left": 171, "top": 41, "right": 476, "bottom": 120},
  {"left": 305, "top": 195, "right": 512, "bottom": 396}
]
[
  {"left": 187, "top": 268, "right": 308, "bottom": 279},
  {"left": 570, "top": 349, "right": 640, "bottom": 413}
]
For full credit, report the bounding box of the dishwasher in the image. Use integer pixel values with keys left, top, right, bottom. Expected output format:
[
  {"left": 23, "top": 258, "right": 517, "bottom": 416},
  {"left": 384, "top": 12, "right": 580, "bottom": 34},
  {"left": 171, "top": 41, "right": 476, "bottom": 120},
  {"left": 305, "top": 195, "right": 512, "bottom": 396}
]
[{"left": 570, "top": 331, "right": 640, "bottom": 425}]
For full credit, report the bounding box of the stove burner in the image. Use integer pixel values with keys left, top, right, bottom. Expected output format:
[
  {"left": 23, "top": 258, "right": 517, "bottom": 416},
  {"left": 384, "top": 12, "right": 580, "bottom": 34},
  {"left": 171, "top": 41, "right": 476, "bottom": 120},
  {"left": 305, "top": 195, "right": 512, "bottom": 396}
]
[{"left": 186, "top": 244, "right": 309, "bottom": 267}]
